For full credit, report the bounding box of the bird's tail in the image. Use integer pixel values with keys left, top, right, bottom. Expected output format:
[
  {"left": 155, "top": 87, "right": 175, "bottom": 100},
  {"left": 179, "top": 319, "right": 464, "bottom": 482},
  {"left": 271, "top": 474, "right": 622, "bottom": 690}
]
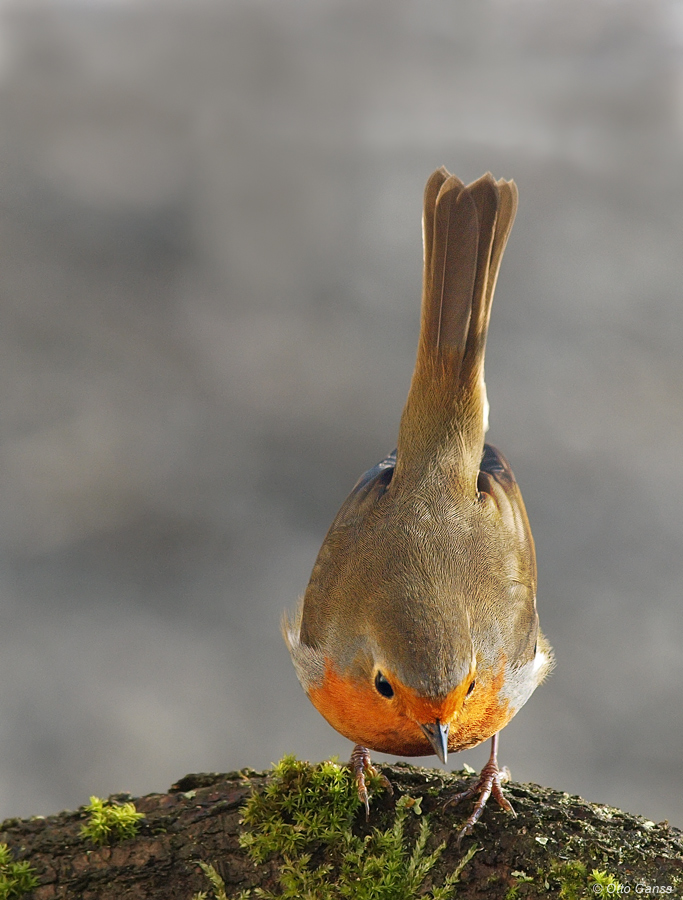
[{"left": 395, "top": 168, "right": 518, "bottom": 493}]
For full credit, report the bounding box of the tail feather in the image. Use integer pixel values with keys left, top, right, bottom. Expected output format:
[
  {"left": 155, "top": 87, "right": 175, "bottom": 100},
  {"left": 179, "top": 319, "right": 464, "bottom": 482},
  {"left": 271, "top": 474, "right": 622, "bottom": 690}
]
[
  {"left": 421, "top": 166, "right": 449, "bottom": 284},
  {"left": 421, "top": 174, "right": 477, "bottom": 360},
  {"left": 460, "top": 173, "right": 499, "bottom": 385},
  {"left": 396, "top": 169, "right": 518, "bottom": 489}
]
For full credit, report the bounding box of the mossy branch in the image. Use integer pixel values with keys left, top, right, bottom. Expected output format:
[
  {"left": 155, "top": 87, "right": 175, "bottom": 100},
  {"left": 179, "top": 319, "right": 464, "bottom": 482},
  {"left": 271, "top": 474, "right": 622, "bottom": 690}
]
[{"left": 0, "top": 758, "right": 680, "bottom": 899}]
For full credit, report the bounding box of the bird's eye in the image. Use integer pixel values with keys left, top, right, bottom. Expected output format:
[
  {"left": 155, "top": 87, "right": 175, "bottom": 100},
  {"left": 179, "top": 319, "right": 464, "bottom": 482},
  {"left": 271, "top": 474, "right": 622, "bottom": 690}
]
[
  {"left": 374, "top": 671, "right": 394, "bottom": 699},
  {"left": 466, "top": 679, "right": 476, "bottom": 697}
]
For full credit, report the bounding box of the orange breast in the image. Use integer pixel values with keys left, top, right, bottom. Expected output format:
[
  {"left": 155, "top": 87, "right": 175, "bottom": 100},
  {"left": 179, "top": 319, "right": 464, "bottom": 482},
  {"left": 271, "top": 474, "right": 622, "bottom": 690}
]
[
  {"left": 447, "top": 662, "right": 513, "bottom": 751},
  {"left": 308, "top": 659, "right": 512, "bottom": 756}
]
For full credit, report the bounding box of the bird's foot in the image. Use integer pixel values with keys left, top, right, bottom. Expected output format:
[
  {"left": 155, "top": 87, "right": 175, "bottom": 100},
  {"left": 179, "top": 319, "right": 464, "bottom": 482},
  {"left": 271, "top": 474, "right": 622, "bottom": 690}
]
[
  {"left": 444, "top": 734, "right": 516, "bottom": 843},
  {"left": 349, "top": 745, "right": 393, "bottom": 819}
]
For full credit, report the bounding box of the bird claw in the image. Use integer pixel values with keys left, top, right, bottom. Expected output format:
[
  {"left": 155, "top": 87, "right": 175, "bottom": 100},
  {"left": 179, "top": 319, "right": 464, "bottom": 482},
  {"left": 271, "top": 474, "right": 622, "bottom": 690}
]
[
  {"left": 444, "top": 739, "right": 516, "bottom": 843},
  {"left": 349, "top": 745, "right": 393, "bottom": 819}
]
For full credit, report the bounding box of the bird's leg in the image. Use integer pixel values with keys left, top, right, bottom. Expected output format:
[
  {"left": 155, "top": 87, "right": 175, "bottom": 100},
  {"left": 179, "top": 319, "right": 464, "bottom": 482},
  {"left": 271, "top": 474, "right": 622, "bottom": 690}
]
[
  {"left": 444, "top": 733, "right": 516, "bottom": 842},
  {"left": 349, "top": 745, "right": 393, "bottom": 819}
]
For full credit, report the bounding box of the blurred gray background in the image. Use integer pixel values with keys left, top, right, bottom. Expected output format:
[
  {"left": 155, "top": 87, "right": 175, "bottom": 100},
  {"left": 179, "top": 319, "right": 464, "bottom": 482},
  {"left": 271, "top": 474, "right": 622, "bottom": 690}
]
[{"left": 0, "top": 0, "right": 682, "bottom": 830}]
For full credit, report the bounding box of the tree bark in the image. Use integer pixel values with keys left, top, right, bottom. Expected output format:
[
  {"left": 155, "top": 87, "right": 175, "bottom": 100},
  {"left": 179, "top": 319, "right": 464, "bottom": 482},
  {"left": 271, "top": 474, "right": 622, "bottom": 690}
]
[{"left": 1, "top": 763, "right": 681, "bottom": 899}]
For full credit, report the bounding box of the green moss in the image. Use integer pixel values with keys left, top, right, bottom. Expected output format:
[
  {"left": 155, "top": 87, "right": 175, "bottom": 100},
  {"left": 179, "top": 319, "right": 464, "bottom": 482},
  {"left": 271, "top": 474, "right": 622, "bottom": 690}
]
[
  {"left": 192, "top": 861, "right": 233, "bottom": 900},
  {"left": 504, "top": 869, "right": 533, "bottom": 900},
  {"left": 588, "top": 869, "right": 623, "bottom": 899},
  {"left": 503, "top": 859, "right": 617, "bottom": 899},
  {"left": 549, "top": 861, "right": 589, "bottom": 900},
  {"left": 79, "top": 795, "right": 145, "bottom": 846},
  {"left": 197, "top": 755, "right": 478, "bottom": 899},
  {"left": 0, "top": 843, "right": 39, "bottom": 899}
]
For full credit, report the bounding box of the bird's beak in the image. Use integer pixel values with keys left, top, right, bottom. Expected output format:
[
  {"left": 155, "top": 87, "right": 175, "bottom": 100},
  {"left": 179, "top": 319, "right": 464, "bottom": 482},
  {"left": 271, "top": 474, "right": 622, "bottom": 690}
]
[{"left": 421, "top": 719, "right": 449, "bottom": 764}]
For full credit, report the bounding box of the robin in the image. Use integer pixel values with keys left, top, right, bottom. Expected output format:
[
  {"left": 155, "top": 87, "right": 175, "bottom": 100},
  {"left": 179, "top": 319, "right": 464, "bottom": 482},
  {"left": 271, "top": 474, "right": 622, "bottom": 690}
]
[{"left": 283, "top": 168, "right": 553, "bottom": 840}]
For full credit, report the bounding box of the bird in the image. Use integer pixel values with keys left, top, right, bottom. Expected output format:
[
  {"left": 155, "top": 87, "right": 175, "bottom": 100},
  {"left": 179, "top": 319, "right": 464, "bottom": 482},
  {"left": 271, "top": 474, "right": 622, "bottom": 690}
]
[{"left": 283, "top": 167, "right": 553, "bottom": 841}]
